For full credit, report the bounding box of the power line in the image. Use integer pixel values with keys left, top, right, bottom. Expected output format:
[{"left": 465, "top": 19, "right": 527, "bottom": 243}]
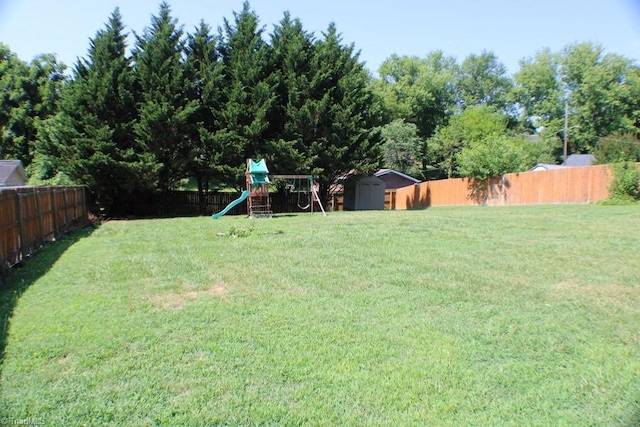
[{"left": 598, "top": 137, "right": 640, "bottom": 145}]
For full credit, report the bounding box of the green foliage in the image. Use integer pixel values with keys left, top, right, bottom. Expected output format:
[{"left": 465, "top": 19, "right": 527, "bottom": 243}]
[
  {"left": 593, "top": 132, "right": 640, "bottom": 164},
  {"left": 511, "top": 48, "right": 564, "bottom": 131},
  {"left": 5, "top": 4, "right": 640, "bottom": 216},
  {"left": 267, "top": 12, "right": 316, "bottom": 174},
  {"left": 606, "top": 161, "right": 640, "bottom": 202},
  {"left": 33, "top": 9, "right": 159, "bottom": 211},
  {"left": 456, "top": 50, "right": 513, "bottom": 110},
  {"left": 427, "top": 105, "right": 509, "bottom": 178},
  {"left": 561, "top": 43, "right": 639, "bottom": 152},
  {"left": 133, "top": 2, "right": 198, "bottom": 193},
  {"left": 456, "top": 135, "right": 542, "bottom": 179},
  {"left": 379, "top": 119, "right": 422, "bottom": 176},
  {"left": 304, "top": 23, "right": 383, "bottom": 205},
  {"left": 226, "top": 224, "right": 255, "bottom": 238},
  {"left": 512, "top": 42, "right": 640, "bottom": 159},
  {"left": 0, "top": 46, "right": 65, "bottom": 166},
  {"left": 183, "top": 21, "right": 224, "bottom": 197},
  {"left": 217, "top": 1, "right": 277, "bottom": 183},
  {"left": 372, "top": 51, "right": 458, "bottom": 141}
]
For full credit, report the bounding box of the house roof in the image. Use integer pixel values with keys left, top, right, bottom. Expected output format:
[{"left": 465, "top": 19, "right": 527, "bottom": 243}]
[
  {"left": 0, "top": 160, "right": 26, "bottom": 185},
  {"left": 374, "top": 169, "right": 421, "bottom": 183},
  {"left": 530, "top": 154, "right": 597, "bottom": 171},
  {"left": 562, "top": 154, "right": 595, "bottom": 167},
  {"left": 530, "top": 164, "right": 568, "bottom": 171}
]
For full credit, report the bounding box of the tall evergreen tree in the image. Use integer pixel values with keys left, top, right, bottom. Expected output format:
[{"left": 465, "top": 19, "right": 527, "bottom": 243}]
[
  {"left": 218, "top": 1, "right": 277, "bottom": 185},
  {"left": 184, "top": 21, "right": 224, "bottom": 210},
  {"left": 266, "top": 12, "right": 315, "bottom": 173},
  {"left": 133, "top": 2, "right": 197, "bottom": 192},
  {"left": 34, "top": 9, "right": 156, "bottom": 211},
  {"left": 304, "top": 24, "right": 383, "bottom": 205}
]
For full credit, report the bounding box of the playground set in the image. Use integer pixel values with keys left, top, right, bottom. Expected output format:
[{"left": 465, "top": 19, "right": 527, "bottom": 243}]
[{"left": 211, "top": 159, "right": 326, "bottom": 219}]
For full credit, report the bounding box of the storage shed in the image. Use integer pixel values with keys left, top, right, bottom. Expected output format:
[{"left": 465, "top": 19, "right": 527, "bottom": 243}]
[
  {"left": 374, "top": 169, "right": 420, "bottom": 189},
  {"left": 343, "top": 175, "right": 386, "bottom": 210},
  {"left": 0, "top": 160, "right": 27, "bottom": 187}
]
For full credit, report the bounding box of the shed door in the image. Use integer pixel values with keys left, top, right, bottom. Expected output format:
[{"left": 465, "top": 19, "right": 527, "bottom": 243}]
[{"left": 356, "top": 180, "right": 384, "bottom": 210}]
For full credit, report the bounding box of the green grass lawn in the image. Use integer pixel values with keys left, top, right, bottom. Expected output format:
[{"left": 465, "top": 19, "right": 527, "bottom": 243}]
[{"left": 1, "top": 205, "right": 639, "bottom": 426}]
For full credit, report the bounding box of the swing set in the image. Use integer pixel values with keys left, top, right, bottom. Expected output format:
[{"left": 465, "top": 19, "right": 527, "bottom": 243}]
[
  {"left": 281, "top": 175, "right": 312, "bottom": 210},
  {"left": 244, "top": 159, "right": 326, "bottom": 218}
]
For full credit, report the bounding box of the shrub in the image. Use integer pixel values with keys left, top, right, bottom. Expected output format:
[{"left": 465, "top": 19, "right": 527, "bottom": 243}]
[{"left": 606, "top": 162, "right": 640, "bottom": 203}]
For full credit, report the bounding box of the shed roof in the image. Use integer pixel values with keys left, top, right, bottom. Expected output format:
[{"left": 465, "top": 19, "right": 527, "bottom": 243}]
[
  {"left": 562, "top": 154, "right": 595, "bottom": 167},
  {"left": 374, "top": 169, "right": 421, "bottom": 183},
  {"left": 0, "top": 160, "right": 26, "bottom": 185}
]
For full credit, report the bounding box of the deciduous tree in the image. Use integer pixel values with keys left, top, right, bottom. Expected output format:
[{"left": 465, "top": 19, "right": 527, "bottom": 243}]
[
  {"left": 456, "top": 50, "right": 513, "bottom": 111},
  {"left": 512, "top": 42, "right": 640, "bottom": 160},
  {"left": 379, "top": 119, "right": 422, "bottom": 176},
  {"left": 0, "top": 46, "right": 65, "bottom": 166},
  {"left": 456, "top": 135, "right": 544, "bottom": 179},
  {"left": 426, "top": 105, "right": 509, "bottom": 178},
  {"left": 372, "top": 52, "right": 458, "bottom": 140}
]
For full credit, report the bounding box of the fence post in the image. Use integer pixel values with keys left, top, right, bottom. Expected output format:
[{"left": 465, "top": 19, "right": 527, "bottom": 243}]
[
  {"left": 63, "top": 188, "right": 69, "bottom": 230},
  {"left": 36, "top": 188, "right": 45, "bottom": 246},
  {"left": 80, "top": 187, "right": 87, "bottom": 220},
  {"left": 16, "top": 191, "right": 26, "bottom": 264},
  {"left": 52, "top": 188, "right": 59, "bottom": 238}
]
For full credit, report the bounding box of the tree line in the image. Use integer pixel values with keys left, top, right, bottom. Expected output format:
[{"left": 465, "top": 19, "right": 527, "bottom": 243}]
[{"left": 1, "top": 1, "right": 639, "bottom": 213}]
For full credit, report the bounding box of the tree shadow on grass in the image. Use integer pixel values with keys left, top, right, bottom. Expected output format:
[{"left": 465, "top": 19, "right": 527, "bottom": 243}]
[{"left": 0, "top": 226, "right": 95, "bottom": 374}]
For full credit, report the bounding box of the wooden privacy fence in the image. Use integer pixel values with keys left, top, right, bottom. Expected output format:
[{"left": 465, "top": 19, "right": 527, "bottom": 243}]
[
  {"left": 0, "top": 186, "right": 87, "bottom": 280},
  {"left": 394, "top": 164, "right": 631, "bottom": 209}
]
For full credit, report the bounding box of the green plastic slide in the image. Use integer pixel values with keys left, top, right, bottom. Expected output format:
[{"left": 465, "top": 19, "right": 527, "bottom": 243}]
[{"left": 211, "top": 190, "right": 250, "bottom": 219}]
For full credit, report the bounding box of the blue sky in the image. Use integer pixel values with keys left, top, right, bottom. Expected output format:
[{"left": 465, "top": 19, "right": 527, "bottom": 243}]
[{"left": 1, "top": 0, "right": 639, "bottom": 76}]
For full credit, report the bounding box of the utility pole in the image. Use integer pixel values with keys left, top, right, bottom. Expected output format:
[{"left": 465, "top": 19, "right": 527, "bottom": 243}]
[{"left": 563, "top": 100, "right": 569, "bottom": 163}]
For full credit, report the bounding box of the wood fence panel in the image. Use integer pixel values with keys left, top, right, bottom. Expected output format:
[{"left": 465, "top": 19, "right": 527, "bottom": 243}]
[
  {"left": 39, "top": 188, "right": 56, "bottom": 241},
  {"left": 19, "top": 189, "right": 42, "bottom": 257},
  {"left": 0, "top": 186, "right": 87, "bottom": 282},
  {"left": 0, "top": 190, "right": 20, "bottom": 272},
  {"left": 54, "top": 189, "right": 67, "bottom": 233},
  {"left": 394, "top": 164, "right": 637, "bottom": 209}
]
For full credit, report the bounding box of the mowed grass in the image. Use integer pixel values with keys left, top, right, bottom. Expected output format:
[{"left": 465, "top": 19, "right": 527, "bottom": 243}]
[{"left": 1, "top": 205, "right": 639, "bottom": 425}]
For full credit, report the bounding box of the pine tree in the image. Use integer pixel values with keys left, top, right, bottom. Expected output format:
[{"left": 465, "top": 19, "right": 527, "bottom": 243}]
[
  {"left": 133, "top": 2, "right": 197, "bottom": 192},
  {"left": 33, "top": 9, "right": 157, "bottom": 212},
  {"left": 184, "top": 21, "right": 224, "bottom": 211},
  {"left": 304, "top": 24, "right": 383, "bottom": 205},
  {"left": 267, "top": 12, "right": 315, "bottom": 174},
  {"left": 218, "top": 1, "right": 277, "bottom": 185}
]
